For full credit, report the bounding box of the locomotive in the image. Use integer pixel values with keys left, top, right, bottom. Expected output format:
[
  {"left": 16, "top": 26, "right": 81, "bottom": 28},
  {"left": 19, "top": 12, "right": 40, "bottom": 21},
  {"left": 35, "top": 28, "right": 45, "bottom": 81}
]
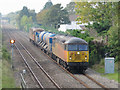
[{"left": 29, "top": 28, "right": 89, "bottom": 71}]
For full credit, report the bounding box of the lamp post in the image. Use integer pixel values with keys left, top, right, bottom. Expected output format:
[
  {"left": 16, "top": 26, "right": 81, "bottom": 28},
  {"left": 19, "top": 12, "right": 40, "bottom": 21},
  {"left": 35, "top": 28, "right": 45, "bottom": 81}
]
[{"left": 10, "top": 40, "right": 15, "bottom": 69}]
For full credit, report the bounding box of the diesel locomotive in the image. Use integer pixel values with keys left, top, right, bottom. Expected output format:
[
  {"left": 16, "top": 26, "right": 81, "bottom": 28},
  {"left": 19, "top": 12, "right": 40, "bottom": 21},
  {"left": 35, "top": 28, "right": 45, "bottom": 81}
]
[{"left": 29, "top": 28, "right": 89, "bottom": 71}]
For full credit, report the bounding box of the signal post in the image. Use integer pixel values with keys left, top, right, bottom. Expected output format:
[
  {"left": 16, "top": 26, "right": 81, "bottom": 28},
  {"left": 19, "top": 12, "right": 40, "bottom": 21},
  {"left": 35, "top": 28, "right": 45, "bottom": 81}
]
[{"left": 10, "top": 40, "right": 15, "bottom": 69}]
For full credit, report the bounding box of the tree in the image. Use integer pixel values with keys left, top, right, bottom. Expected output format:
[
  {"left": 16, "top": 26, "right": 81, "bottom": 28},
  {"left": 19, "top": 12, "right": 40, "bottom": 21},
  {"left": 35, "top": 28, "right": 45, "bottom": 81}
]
[
  {"left": 16, "top": 6, "right": 36, "bottom": 30},
  {"left": 43, "top": 0, "right": 53, "bottom": 10},
  {"left": 46, "top": 4, "right": 70, "bottom": 28},
  {"left": 75, "top": 2, "right": 117, "bottom": 34},
  {"left": 36, "top": 4, "right": 70, "bottom": 29},
  {"left": 0, "top": 13, "right": 1, "bottom": 18},
  {"left": 6, "top": 12, "right": 19, "bottom": 25},
  {"left": 107, "top": 24, "right": 119, "bottom": 62},
  {"left": 29, "top": 10, "right": 36, "bottom": 22},
  {"left": 36, "top": 9, "right": 49, "bottom": 25},
  {"left": 74, "top": 2, "right": 119, "bottom": 65},
  {"left": 20, "top": 15, "right": 33, "bottom": 32},
  {"left": 65, "top": 2, "right": 76, "bottom": 15},
  {"left": 19, "top": 6, "right": 29, "bottom": 17},
  {"left": 20, "top": 15, "right": 28, "bottom": 29}
]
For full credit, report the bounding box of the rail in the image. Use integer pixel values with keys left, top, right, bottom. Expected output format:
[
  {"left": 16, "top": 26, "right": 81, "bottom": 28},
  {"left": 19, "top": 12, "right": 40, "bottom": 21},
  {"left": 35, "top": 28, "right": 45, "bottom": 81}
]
[
  {"left": 7, "top": 30, "right": 61, "bottom": 89},
  {"left": 5, "top": 28, "right": 109, "bottom": 89}
]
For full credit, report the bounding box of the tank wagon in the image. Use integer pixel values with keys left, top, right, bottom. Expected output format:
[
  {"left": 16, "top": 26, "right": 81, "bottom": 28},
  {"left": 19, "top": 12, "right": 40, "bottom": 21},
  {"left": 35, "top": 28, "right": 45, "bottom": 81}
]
[
  {"left": 29, "top": 28, "right": 44, "bottom": 44},
  {"left": 29, "top": 28, "right": 89, "bottom": 71}
]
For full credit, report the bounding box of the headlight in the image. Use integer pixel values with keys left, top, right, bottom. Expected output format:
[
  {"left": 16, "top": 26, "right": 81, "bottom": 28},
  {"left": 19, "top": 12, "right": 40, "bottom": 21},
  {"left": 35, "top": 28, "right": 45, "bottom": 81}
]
[
  {"left": 69, "top": 57, "right": 72, "bottom": 60},
  {"left": 77, "top": 52, "right": 80, "bottom": 54},
  {"left": 85, "top": 57, "right": 87, "bottom": 60}
]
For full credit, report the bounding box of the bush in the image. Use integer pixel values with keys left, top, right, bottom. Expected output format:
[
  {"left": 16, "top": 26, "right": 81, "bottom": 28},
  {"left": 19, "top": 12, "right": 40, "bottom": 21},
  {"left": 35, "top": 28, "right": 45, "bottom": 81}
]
[{"left": 2, "top": 46, "right": 11, "bottom": 61}]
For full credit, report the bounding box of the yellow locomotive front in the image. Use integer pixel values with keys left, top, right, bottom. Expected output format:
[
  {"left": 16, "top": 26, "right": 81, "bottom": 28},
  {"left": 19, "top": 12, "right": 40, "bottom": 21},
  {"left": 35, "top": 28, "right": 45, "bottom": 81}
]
[
  {"left": 64, "top": 38, "right": 89, "bottom": 71},
  {"left": 66, "top": 45, "right": 89, "bottom": 62}
]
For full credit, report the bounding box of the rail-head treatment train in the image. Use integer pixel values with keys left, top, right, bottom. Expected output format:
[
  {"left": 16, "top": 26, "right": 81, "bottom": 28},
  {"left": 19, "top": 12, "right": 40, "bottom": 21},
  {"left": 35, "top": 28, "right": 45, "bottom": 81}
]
[{"left": 29, "top": 28, "right": 89, "bottom": 72}]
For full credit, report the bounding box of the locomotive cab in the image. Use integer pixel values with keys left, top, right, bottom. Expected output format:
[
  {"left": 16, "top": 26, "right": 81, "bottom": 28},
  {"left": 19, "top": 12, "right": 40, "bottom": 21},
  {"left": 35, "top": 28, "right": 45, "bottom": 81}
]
[
  {"left": 64, "top": 37, "right": 89, "bottom": 70},
  {"left": 52, "top": 35, "right": 89, "bottom": 71}
]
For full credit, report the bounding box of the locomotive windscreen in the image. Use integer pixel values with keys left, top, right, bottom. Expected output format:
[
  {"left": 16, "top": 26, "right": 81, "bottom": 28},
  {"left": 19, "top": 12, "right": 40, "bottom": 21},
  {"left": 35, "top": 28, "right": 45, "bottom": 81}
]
[
  {"left": 66, "top": 45, "right": 88, "bottom": 51},
  {"left": 78, "top": 45, "right": 88, "bottom": 51},
  {"left": 68, "top": 45, "right": 77, "bottom": 51}
]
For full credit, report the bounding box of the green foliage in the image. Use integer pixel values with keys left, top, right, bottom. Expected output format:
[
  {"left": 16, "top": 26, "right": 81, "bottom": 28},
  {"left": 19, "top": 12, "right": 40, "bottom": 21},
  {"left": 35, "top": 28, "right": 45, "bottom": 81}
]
[
  {"left": 6, "top": 12, "right": 19, "bottom": 26},
  {"left": 20, "top": 15, "right": 33, "bottom": 32},
  {"left": 0, "top": 26, "right": 1, "bottom": 89},
  {"left": 93, "top": 21, "right": 111, "bottom": 33},
  {"left": 92, "top": 62, "right": 118, "bottom": 82},
  {"left": 16, "top": 6, "right": 36, "bottom": 32},
  {"left": 2, "top": 46, "right": 16, "bottom": 88},
  {"left": 29, "top": 10, "right": 36, "bottom": 22},
  {"left": 89, "top": 41, "right": 106, "bottom": 65},
  {"left": 2, "top": 60, "right": 16, "bottom": 88},
  {"left": 75, "top": 2, "right": 118, "bottom": 34},
  {"left": 65, "top": 2, "right": 76, "bottom": 15},
  {"left": 36, "top": 9, "right": 49, "bottom": 25},
  {"left": 2, "top": 46, "right": 11, "bottom": 61},
  {"left": 107, "top": 24, "right": 119, "bottom": 62},
  {"left": 43, "top": 0, "right": 53, "bottom": 10},
  {"left": 66, "top": 29, "right": 93, "bottom": 42},
  {"left": 75, "top": 2, "right": 119, "bottom": 67},
  {"left": 19, "top": 6, "right": 29, "bottom": 17},
  {"left": 37, "top": 4, "right": 70, "bottom": 29}
]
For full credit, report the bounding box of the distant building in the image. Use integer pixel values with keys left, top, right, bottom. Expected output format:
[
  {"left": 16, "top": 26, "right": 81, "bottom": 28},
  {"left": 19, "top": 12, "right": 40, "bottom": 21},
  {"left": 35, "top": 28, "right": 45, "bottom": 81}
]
[
  {"left": 58, "top": 14, "right": 93, "bottom": 32},
  {"left": 58, "top": 15, "right": 87, "bottom": 32},
  {"left": 58, "top": 21, "right": 82, "bottom": 32}
]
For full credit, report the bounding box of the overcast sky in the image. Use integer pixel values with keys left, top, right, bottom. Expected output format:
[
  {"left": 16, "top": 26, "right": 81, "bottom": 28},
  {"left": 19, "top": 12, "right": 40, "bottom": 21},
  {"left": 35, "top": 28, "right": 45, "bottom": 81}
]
[{"left": 0, "top": 0, "right": 71, "bottom": 15}]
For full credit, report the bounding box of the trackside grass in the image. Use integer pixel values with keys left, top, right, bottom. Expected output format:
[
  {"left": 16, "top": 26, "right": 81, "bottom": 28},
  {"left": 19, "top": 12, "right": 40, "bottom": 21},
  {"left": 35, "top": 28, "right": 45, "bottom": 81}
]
[
  {"left": 0, "top": 24, "right": 16, "bottom": 88},
  {"left": 92, "top": 60, "right": 118, "bottom": 82},
  {"left": 0, "top": 60, "right": 2, "bottom": 89},
  {"left": 2, "top": 45, "right": 16, "bottom": 88},
  {"left": 2, "top": 59, "right": 16, "bottom": 88},
  {"left": 0, "top": 25, "right": 2, "bottom": 89}
]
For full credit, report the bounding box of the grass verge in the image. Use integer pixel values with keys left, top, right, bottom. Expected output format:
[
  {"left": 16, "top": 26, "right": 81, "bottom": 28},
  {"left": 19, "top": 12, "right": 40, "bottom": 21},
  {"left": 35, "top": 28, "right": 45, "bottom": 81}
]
[
  {"left": 2, "top": 59, "right": 16, "bottom": 88},
  {"left": 2, "top": 46, "right": 16, "bottom": 88},
  {"left": 0, "top": 60, "right": 2, "bottom": 89},
  {"left": 0, "top": 24, "right": 2, "bottom": 89},
  {"left": 92, "top": 59, "right": 118, "bottom": 82}
]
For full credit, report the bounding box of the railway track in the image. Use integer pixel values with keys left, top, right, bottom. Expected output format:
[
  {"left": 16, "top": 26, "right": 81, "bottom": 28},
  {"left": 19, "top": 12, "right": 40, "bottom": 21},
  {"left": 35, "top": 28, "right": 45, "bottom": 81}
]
[
  {"left": 5, "top": 30, "right": 61, "bottom": 89},
  {"left": 6, "top": 31, "right": 44, "bottom": 88},
  {"left": 14, "top": 29, "right": 109, "bottom": 89},
  {"left": 3, "top": 26, "right": 110, "bottom": 89},
  {"left": 13, "top": 29, "right": 91, "bottom": 88}
]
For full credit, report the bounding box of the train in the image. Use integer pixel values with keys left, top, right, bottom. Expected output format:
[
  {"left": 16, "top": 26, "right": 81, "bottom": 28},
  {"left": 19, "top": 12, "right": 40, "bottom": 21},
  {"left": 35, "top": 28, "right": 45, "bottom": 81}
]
[{"left": 29, "top": 28, "right": 89, "bottom": 72}]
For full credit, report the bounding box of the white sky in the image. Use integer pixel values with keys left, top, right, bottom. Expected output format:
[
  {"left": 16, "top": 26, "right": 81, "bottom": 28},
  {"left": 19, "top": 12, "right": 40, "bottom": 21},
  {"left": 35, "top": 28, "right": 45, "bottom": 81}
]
[{"left": 0, "top": 0, "right": 71, "bottom": 15}]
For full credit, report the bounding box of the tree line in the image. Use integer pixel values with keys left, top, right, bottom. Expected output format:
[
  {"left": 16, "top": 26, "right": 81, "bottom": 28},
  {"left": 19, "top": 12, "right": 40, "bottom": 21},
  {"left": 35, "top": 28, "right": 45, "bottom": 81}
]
[
  {"left": 13, "top": 1, "right": 119, "bottom": 65},
  {"left": 16, "top": 1, "right": 70, "bottom": 32},
  {"left": 74, "top": 2, "right": 119, "bottom": 64}
]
